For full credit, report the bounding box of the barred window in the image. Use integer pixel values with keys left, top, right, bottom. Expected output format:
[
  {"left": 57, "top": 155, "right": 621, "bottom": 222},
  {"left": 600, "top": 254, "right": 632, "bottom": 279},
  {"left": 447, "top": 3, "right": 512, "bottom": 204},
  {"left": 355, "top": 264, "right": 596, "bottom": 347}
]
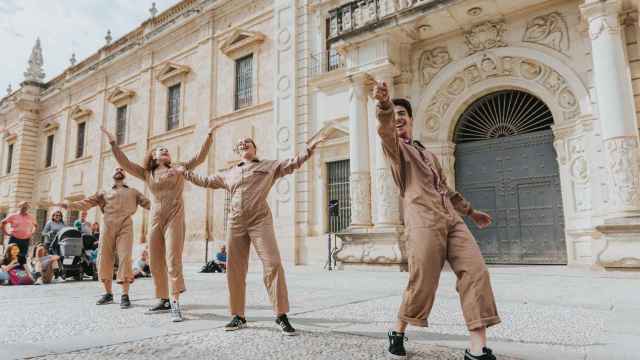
[
  {"left": 235, "top": 54, "right": 253, "bottom": 110},
  {"left": 327, "top": 159, "right": 351, "bottom": 233},
  {"left": 76, "top": 122, "right": 86, "bottom": 159},
  {"left": 116, "top": 105, "right": 127, "bottom": 145},
  {"left": 45, "top": 134, "right": 54, "bottom": 168},
  {"left": 6, "top": 143, "right": 13, "bottom": 174},
  {"left": 167, "top": 83, "right": 181, "bottom": 131}
]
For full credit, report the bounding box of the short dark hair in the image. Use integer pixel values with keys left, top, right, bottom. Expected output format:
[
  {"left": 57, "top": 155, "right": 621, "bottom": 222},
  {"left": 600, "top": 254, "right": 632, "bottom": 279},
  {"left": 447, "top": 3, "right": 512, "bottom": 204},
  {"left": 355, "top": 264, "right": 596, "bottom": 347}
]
[{"left": 392, "top": 98, "right": 413, "bottom": 118}]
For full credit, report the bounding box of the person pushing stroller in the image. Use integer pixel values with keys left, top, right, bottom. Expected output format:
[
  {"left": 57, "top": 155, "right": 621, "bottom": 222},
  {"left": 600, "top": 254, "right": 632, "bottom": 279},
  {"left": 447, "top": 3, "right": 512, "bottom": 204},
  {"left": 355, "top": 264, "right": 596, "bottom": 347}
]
[{"left": 55, "top": 167, "right": 150, "bottom": 308}]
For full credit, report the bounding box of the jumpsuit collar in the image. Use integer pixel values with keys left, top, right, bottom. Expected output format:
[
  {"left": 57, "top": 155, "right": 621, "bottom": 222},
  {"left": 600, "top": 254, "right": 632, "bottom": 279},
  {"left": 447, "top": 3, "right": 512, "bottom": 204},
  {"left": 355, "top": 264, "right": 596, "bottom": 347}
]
[
  {"left": 237, "top": 159, "right": 261, "bottom": 167},
  {"left": 112, "top": 184, "right": 130, "bottom": 189}
]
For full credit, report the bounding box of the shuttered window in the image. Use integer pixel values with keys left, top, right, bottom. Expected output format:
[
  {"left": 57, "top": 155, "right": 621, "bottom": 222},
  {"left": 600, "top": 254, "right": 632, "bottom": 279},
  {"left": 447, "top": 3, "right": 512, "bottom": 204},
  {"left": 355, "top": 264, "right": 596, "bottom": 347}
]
[
  {"left": 167, "top": 84, "right": 181, "bottom": 131},
  {"left": 235, "top": 54, "right": 253, "bottom": 110},
  {"left": 116, "top": 105, "right": 127, "bottom": 145}
]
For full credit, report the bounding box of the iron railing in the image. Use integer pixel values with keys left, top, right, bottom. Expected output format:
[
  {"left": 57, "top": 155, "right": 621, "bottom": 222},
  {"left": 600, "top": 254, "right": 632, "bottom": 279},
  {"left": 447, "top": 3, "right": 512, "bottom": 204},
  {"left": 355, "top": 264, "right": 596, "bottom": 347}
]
[
  {"left": 327, "top": 0, "right": 434, "bottom": 40},
  {"left": 327, "top": 159, "right": 351, "bottom": 233},
  {"left": 310, "top": 50, "right": 345, "bottom": 76}
]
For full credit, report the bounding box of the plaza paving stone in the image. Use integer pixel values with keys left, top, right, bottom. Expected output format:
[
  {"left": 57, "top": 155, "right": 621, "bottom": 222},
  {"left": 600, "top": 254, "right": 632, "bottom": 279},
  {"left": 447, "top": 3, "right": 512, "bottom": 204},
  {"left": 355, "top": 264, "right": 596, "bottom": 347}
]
[{"left": 1, "top": 264, "right": 638, "bottom": 359}]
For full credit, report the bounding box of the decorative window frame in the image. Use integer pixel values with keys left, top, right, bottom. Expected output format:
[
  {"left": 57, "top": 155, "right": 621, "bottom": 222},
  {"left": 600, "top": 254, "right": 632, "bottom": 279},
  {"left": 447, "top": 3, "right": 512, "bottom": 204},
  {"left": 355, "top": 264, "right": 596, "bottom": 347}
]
[
  {"left": 69, "top": 106, "right": 91, "bottom": 160},
  {"left": 70, "top": 105, "right": 92, "bottom": 122},
  {"left": 41, "top": 119, "right": 59, "bottom": 169},
  {"left": 156, "top": 62, "right": 190, "bottom": 132},
  {"left": 107, "top": 87, "right": 136, "bottom": 107},
  {"left": 107, "top": 87, "right": 136, "bottom": 145},
  {"left": 4, "top": 132, "right": 16, "bottom": 175},
  {"left": 219, "top": 30, "right": 266, "bottom": 59}
]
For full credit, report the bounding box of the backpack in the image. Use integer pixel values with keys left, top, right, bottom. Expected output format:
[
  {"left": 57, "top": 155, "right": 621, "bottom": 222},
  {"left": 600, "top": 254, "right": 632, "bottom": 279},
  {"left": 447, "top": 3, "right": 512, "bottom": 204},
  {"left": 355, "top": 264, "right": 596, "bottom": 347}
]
[
  {"left": 9, "top": 268, "right": 34, "bottom": 285},
  {"left": 199, "top": 260, "right": 222, "bottom": 273}
]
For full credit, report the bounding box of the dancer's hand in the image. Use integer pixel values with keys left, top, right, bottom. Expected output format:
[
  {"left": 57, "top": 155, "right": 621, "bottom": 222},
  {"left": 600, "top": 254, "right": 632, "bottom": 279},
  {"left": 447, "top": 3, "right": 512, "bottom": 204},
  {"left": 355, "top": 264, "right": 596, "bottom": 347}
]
[
  {"left": 373, "top": 81, "right": 390, "bottom": 104},
  {"left": 470, "top": 210, "right": 492, "bottom": 229},
  {"left": 208, "top": 122, "right": 224, "bottom": 136},
  {"left": 100, "top": 126, "right": 115, "bottom": 143},
  {"left": 307, "top": 130, "right": 331, "bottom": 151}
]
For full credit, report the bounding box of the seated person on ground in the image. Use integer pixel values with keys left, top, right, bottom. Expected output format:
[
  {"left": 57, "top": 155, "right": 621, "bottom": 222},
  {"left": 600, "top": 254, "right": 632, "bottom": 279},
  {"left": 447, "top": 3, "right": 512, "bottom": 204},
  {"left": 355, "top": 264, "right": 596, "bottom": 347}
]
[
  {"left": 0, "top": 243, "right": 32, "bottom": 285},
  {"left": 133, "top": 247, "right": 151, "bottom": 278},
  {"left": 30, "top": 244, "right": 60, "bottom": 285},
  {"left": 215, "top": 244, "right": 227, "bottom": 273}
]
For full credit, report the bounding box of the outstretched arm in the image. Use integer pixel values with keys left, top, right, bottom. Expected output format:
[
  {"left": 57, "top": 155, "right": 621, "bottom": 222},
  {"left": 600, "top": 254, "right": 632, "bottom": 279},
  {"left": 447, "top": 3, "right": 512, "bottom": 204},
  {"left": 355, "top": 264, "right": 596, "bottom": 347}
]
[
  {"left": 101, "top": 126, "right": 146, "bottom": 180},
  {"left": 176, "top": 167, "right": 227, "bottom": 190},
  {"left": 58, "top": 193, "right": 105, "bottom": 211},
  {"left": 374, "top": 81, "right": 403, "bottom": 167},
  {"left": 273, "top": 130, "right": 328, "bottom": 178},
  {"left": 135, "top": 190, "right": 151, "bottom": 210},
  {"left": 433, "top": 157, "right": 492, "bottom": 229},
  {"left": 183, "top": 124, "right": 223, "bottom": 171}
]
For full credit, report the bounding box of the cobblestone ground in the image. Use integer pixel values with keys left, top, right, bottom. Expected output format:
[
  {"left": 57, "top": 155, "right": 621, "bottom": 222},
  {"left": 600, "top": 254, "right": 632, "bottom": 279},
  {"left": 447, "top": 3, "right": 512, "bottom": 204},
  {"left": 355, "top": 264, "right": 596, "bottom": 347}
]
[{"left": 1, "top": 264, "right": 639, "bottom": 360}]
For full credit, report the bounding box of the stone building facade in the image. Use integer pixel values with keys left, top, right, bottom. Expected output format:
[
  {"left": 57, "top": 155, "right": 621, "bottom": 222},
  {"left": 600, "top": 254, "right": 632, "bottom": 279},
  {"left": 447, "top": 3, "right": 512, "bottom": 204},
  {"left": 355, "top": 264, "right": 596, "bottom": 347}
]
[{"left": 1, "top": 0, "right": 640, "bottom": 269}]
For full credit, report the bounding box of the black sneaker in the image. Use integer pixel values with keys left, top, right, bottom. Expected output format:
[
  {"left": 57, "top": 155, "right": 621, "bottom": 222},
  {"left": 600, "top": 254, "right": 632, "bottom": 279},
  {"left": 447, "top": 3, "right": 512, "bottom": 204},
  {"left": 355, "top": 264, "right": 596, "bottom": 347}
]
[
  {"left": 464, "top": 347, "right": 497, "bottom": 360},
  {"left": 224, "top": 315, "right": 247, "bottom": 331},
  {"left": 120, "top": 294, "right": 131, "bottom": 309},
  {"left": 387, "top": 330, "right": 407, "bottom": 359},
  {"left": 96, "top": 293, "right": 114, "bottom": 305},
  {"left": 275, "top": 314, "right": 296, "bottom": 336},
  {"left": 145, "top": 299, "right": 171, "bottom": 314}
]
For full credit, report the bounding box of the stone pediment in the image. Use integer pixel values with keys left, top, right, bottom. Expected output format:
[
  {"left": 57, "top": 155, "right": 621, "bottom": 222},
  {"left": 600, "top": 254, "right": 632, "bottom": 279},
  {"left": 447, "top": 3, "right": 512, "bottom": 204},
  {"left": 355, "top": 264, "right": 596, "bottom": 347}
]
[
  {"left": 220, "top": 30, "right": 265, "bottom": 58},
  {"left": 41, "top": 119, "right": 60, "bottom": 132},
  {"left": 157, "top": 62, "right": 191, "bottom": 85},
  {"left": 107, "top": 87, "right": 136, "bottom": 105},
  {"left": 312, "top": 120, "right": 348, "bottom": 148},
  {"left": 70, "top": 105, "right": 92, "bottom": 121}
]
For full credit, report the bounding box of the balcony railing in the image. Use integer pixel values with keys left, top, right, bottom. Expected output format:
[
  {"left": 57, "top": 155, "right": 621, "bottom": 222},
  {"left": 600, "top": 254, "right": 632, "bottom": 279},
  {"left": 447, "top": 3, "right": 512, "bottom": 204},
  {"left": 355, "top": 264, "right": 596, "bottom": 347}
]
[
  {"left": 327, "top": 0, "right": 433, "bottom": 40},
  {"left": 310, "top": 49, "right": 346, "bottom": 76}
]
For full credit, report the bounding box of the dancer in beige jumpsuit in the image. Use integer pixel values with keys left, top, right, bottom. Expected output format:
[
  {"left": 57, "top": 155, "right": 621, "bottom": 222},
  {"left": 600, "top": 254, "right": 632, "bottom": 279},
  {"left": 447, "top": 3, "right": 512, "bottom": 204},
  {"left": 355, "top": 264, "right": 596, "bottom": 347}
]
[
  {"left": 101, "top": 124, "right": 216, "bottom": 322},
  {"left": 57, "top": 168, "right": 150, "bottom": 308},
  {"left": 372, "top": 82, "right": 500, "bottom": 360},
  {"left": 176, "top": 133, "right": 328, "bottom": 335}
]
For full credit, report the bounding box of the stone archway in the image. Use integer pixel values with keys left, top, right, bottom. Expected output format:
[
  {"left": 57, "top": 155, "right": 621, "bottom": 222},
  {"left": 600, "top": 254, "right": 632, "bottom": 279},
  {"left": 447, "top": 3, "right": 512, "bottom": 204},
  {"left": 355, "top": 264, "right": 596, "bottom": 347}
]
[{"left": 414, "top": 46, "right": 594, "bottom": 265}]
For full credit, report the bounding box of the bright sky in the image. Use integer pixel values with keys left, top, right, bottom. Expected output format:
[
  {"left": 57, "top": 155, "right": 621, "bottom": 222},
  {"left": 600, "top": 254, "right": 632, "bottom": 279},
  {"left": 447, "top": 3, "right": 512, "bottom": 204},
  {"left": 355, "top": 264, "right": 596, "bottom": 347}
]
[{"left": 0, "top": 0, "right": 179, "bottom": 92}]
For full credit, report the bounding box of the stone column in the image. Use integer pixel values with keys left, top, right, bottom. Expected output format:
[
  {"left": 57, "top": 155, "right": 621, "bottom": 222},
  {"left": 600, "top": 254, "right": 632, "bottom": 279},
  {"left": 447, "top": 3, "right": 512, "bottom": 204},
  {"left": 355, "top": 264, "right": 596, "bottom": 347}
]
[
  {"left": 581, "top": 0, "right": 640, "bottom": 268},
  {"left": 372, "top": 72, "right": 401, "bottom": 227},
  {"left": 348, "top": 76, "right": 372, "bottom": 227}
]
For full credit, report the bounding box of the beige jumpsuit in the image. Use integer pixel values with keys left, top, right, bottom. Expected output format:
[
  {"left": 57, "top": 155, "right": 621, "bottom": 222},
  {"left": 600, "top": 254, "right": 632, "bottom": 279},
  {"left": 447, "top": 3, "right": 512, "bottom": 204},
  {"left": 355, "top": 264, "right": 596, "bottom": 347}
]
[
  {"left": 109, "top": 134, "right": 212, "bottom": 298},
  {"left": 67, "top": 185, "right": 150, "bottom": 283},
  {"left": 183, "top": 149, "right": 313, "bottom": 316},
  {"left": 377, "top": 104, "right": 501, "bottom": 331}
]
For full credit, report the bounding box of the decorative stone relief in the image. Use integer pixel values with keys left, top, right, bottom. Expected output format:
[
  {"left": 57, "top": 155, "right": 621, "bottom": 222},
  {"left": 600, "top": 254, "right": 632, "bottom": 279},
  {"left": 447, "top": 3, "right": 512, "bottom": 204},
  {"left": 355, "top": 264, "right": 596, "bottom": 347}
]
[
  {"left": 350, "top": 172, "right": 372, "bottom": 226},
  {"left": 523, "top": 12, "right": 569, "bottom": 53},
  {"left": 335, "top": 240, "right": 404, "bottom": 264},
  {"left": 374, "top": 167, "right": 400, "bottom": 224},
  {"left": 24, "top": 38, "right": 45, "bottom": 82},
  {"left": 464, "top": 21, "right": 507, "bottom": 55},
  {"left": 605, "top": 137, "right": 640, "bottom": 207},
  {"left": 422, "top": 56, "right": 581, "bottom": 135},
  {"left": 418, "top": 47, "right": 451, "bottom": 86},
  {"left": 588, "top": 18, "right": 620, "bottom": 41},
  {"left": 566, "top": 137, "right": 591, "bottom": 212}
]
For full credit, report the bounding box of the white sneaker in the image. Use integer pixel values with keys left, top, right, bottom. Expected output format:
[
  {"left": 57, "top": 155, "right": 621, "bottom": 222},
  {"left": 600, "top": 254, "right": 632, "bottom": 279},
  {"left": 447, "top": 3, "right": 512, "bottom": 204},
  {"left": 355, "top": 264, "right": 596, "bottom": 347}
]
[
  {"left": 170, "top": 300, "right": 183, "bottom": 322},
  {"left": 35, "top": 278, "right": 43, "bottom": 285}
]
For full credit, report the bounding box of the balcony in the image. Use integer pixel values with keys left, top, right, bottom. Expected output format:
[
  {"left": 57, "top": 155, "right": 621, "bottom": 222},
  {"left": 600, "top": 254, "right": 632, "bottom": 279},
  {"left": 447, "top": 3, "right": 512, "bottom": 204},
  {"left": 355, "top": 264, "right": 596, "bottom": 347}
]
[
  {"left": 327, "top": 0, "right": 438, "bottom": 41},
  {"left": 310, "top": 49, "right": 346, "bottom": 76}
]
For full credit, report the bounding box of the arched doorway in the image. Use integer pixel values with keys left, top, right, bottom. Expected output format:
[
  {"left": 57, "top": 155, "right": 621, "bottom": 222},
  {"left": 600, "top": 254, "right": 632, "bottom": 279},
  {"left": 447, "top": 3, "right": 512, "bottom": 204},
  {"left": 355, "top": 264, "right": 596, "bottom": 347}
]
[{"left": 454, "top": 90, "right": 567, "bottom": 264}]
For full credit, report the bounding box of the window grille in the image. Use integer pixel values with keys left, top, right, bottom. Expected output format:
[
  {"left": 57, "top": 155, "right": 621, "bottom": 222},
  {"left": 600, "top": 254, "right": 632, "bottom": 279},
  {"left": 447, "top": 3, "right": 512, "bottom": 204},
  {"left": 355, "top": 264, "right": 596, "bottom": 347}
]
[
  {"left": 327, "top": 159, "right": 351, "bottom": 233},
  {"left": 116, "top": 105, "right": 127, "bottom": 145},
  {"left": 235, "top": 54, "right": 253, "bottom": 110},
  {"left": 167, "top": 84, "right": 181, "bottom": 131}
]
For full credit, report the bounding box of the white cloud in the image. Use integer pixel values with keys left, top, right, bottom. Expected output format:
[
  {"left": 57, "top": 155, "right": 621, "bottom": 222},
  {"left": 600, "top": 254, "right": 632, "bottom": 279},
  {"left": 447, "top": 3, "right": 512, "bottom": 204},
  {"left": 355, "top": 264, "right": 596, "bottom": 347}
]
[{"left": 0, "top": 0, "right": 178, "bottom": 92}]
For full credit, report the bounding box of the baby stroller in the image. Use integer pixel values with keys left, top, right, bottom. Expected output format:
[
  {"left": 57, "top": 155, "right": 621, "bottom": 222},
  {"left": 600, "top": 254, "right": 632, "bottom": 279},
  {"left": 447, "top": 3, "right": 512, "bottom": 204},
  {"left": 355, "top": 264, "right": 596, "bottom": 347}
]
[{"left": 49, "top": 227, "right": 95, "bottom": 281}]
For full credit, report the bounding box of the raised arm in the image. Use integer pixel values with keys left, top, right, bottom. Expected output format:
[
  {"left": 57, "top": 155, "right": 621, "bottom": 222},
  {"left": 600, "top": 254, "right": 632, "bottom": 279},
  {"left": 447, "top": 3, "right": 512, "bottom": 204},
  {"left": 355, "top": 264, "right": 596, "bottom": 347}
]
[
  {"left": 274, "top": 147, "right": 313, "bottom": 179},
  {"left": 135, "top": 190, "right": 151, "bottom": 210},
  {"left": 183, "top": 130, "right": 214, "bottom": 171},
  {"left": 374, "top": 82, "right": 403, "bottom": 167},
  {"left": 62, "top": 193, "right": 105, "bottom": 211},
  {"left": 101, "top": 126, "right": 146, "bottom": 180},
  {"left": 182, "top": 169, "right": 227, "bottom": 190}
]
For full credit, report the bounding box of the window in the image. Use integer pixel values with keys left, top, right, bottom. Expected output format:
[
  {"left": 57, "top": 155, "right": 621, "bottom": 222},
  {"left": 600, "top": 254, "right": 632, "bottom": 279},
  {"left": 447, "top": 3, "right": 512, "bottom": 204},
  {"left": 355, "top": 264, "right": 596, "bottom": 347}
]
[
  {"left": 167, "top": 83, "right": 181, "bottom": 131},
  {"left": 45, "top": 135, "right": 54, "bottom": 167},
  {"left": 235, "top": 54, "right": 253, "bottom": 110},
  {"left": 116, "top": 105, "right": 127, "bottom": 145},
  {"left": 327, "top": 159, "right": 351, "bottom": 233},
  {"left": 6, "top": 143, "right": 13, "bottom": 174},
  {"left": 76, "top": 122, "right": 86, "bottom": 159}
]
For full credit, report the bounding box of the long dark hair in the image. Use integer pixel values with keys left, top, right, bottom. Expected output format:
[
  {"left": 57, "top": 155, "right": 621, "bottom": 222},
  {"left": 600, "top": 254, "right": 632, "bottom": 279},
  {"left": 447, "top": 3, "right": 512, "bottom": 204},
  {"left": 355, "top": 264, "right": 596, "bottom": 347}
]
[
  {"left": 143, "top": 147, "right": 172, "bottom": 173},
  {"left": 2, "top": 244, "right": 19, "bottom": 265}
]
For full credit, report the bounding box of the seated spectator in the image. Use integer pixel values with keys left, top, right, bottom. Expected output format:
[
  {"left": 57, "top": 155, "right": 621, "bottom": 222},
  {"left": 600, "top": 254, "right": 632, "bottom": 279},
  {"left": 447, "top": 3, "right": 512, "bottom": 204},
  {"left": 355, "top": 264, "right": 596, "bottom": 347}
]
[
  {"left": 133, "top": 247, "right": 151, "bottom": 278},
  {"left": 42, "top": 210, "right": 65, "bottom": 248},
  {"left": 0, "top": 243, "right": 33, "bottom": 285},
  {"left": 30, "top": 244, "right": 61, "bottom": 285},
  {"left": 215, "top": 244, "right": 227, "bottom": 273}
]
